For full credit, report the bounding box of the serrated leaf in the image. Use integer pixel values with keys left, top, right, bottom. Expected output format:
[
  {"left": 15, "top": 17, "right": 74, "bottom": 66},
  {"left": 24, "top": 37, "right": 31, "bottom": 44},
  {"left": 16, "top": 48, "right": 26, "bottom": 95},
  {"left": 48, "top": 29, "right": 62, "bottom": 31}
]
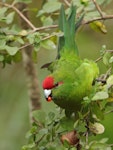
[
  {"left": 103, "top": 52, "right": 111, "bottom": 66},
  {"left": 0, "top": 7, "right": 8, "bottom": 19},
  {"left": 33, "top": 110, "right": 46, "bottom": 124},
  {"left": 22, "top": 142, "right": 35, "bottom": 150},
  {"left": 6, "top": 12, "right": 15, "bottom": 24},
  {"left": 100, "top": 138, "right": 109, "bottom": 143},
  {"left": 85, "top": 11, "right": 99, "bottom": 20},
  {"left": 41, "top": 16, "right": 53, "bottom": 26},
  {"left": 48, "top": 112, "right": 55, "bottom": 120},
  {"left": 36, "top": 128, "right": 48, "bottom": 140},
  {"left": 107, "top": 75, "right": 113, "bottom": 86},
  {"left": 43, "top": 1, "right": 61, "bottom": 13},
  {"left": 16, "top": 37, "right": 24, "bottom": 44},
  {"left": 27, "top": 34, "right": 35, "bottom": 44},
  {"left": 92, "top": 103, "right": 104, "bottom": 120},
  {"left": 12, "top": 51, "right": 22, "bottom": 62},
  {"left": 0, "top": 55, "right": 4, "bottom": 61},
  {"left": 89, "top": 141, "right": 111, "bottom": 150},
  {"left": 0, "top": 40, "right": 6, "bottom": 50},
  {"left": 60, "top": 117, "right": 74, "bottom": 131},
  {"left": 109, "top": 56, "right": 113, "bottom": 63},
  {"left": 41, "top": 39, "right": 56, "bottom": 50},
  {"left": 26, "top": 125, "right": 37, "bottom": 138},
  {"left": 92, "top": 91, "right": 109, "bottom": 101},
  {"left": 5, "top": 45, "right": 19, "bottom": 55},
  {"left": 89, "top": 122, "right": 105, "bottom": 134}
]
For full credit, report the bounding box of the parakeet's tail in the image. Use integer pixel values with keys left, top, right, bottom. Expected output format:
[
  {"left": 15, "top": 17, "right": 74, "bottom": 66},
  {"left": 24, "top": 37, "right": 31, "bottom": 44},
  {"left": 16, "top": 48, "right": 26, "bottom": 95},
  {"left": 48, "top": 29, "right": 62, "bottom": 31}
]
[{"left": 58, "top": 5, "right": 83, "bottom": 58}]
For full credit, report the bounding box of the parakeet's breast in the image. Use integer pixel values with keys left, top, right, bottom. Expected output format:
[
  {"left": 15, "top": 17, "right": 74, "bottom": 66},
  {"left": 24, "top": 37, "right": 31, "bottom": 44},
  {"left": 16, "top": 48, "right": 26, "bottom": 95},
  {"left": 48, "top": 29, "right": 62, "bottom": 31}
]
[{"left": 51, "top": 55, "right": 99, "bottom": 111}]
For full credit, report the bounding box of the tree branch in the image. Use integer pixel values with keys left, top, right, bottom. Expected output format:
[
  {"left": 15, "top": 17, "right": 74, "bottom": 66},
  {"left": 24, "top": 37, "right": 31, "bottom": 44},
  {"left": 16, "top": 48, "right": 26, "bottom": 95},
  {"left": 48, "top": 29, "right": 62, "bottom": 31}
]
[
  {"left": 83, "top": 14, "right": 113, "bottom": 24},
  {"left": 0, "top": 2, "right": 36, "bottom": 30},
  {"left": 92, "top": 0, "right": 104, "bottom": 18},
  {"left": 95, "top": 49, "right": 113, "bottom": 63},
  {"left": 1, "top": 2, "right": 113, "bottom": 33},
  {"left": 29, "top": 15, "right": 113, "bottom": 33},
  {"left": 63, "top": 0, "right": 70, "bottom": 7}
]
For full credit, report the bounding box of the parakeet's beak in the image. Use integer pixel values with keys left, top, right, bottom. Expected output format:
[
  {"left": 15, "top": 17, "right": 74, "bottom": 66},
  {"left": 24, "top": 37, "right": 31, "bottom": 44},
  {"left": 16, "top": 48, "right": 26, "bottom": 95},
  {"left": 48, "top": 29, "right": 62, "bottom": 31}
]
[{"left": 44, "top": 89, "right": 52, "bottom": 102}]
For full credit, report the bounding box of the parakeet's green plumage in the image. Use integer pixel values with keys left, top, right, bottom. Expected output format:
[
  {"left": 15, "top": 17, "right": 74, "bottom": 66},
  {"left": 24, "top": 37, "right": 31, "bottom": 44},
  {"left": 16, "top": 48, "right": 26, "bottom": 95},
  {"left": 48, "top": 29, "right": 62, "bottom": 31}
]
[{"left": 42, "top": 5, "right": 99, "bottom": 114}]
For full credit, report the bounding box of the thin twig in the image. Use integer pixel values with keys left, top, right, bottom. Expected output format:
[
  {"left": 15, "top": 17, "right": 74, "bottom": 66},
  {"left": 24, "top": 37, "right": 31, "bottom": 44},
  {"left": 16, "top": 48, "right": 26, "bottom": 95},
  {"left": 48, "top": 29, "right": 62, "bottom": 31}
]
[
  {"left": 83, "top": 14, "right": 113, "bottom": 24},
  {"left": 1, "top": 2, "right": 113, "bottom": 34},
  {"left": 11, "top": 0, "right": 16, "bottom": 6},
  {"left": 95, "top": 56, "right": 103, "bottom": 62},
  {"left": 19, "top": 43, "right": 33, "bottom": 51},
  {"left": 104, "top": 110, "right": 113, "bottom": 115},
  {"left": 103, "top": 67, "right": 112, "bottom": 80},
  {"left": 28, "top": 25, "right": 58, "bottom": 34},
  {"left": 0, "top": 2, "right": 36, "bottom": 30},
  {"left": 63, "top": 0, "right": 71, "bottom": 7},
  {"left": 29, "top": 14, "right": 113, "bottom": 33},
  {"left": 41, "top": 34, "right": 56, "bottom": 41},
  {"left": 19, "top": 34, "right": 56, "bottom": 51},
  {"left": 95, "top": 49, "right": 113, "bottom": 63},
  {"left": 92, "top": 0, "right": 104, "bottom": 18},
  {"left": 31, "top": 15, "right": 113, "bottom": 32}
]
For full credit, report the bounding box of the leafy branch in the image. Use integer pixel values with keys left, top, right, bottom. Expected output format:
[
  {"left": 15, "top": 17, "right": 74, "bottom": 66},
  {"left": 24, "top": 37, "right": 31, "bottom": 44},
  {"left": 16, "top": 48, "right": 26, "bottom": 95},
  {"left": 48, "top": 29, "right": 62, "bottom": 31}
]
[
  {"left": 1, "top": 1, "right": 113, "bottom": 36},
  {"left": 1, "top": 0, "right": 113, "bottom": 149}
]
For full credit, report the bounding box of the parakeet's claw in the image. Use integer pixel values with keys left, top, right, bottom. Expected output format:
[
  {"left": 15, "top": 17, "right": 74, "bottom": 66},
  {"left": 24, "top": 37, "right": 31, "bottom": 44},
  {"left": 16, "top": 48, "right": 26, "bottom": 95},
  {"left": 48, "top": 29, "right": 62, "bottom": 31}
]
[{"left": 95, "top": 78, "right": 106, "bottom": 84}]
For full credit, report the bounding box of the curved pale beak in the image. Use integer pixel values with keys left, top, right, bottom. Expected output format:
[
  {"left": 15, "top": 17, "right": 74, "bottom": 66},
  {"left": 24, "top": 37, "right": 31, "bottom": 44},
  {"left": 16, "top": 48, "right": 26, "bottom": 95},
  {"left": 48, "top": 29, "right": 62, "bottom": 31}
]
[{"left": 44, "top": 89, "right": 52, "bottom": 102}]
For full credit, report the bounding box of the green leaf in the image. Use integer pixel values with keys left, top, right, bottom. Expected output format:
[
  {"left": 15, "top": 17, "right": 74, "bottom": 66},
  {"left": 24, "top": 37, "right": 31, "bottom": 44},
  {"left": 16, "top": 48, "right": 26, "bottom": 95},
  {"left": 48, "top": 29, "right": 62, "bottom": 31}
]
[
  {"left": 42, "top": 1, "right": 61, "bottom": 13},
  {"left": 22, "top": 142, "right": 36, "bottom": 150},
  {"left": 91, "top": 103, "right": 104, "bottom": 120},
  {"left": 103, "top": 52, "right": 111, "bottom": 67},
  {"left": 41, "top": 16, "right": 53, "bottom": 26},
  {"left": 80, "top": 0, "right": 89, "bottom": 6},
  {"left": 48, "top": 112, "right": 55, "bottom": 121},
  {"left": 89, "top": 141, "right": 111, "bottom": 150},
  {"left": 0, "top": 7, "right": 8, "bottom": 19},
  {"left": 106, "top": 75, "right": 113, "bottom": 87},
  {"left": 62, "top": 139, "right": 70, "bottom": 148},
  {"left": 0, "top": 55, "right": 4, "bottom": 61},
  {"left": 109, "top": 56, "right": 113, "bottom": 63},
  {"left": 0, "top": 40, "right": 6, "bottom": 50},
  {"left": 26, "top": 125, "right": 37, "bottom": 138},
  {"left": 14, "top": 0, "right": 32, "bottom": 3},
  {"left": 60, "top": 117, "right": 74, "bottom": 131},
  {"left": 33, "top": 110, "right": 46, "bottom": 124},
  {"left": 85, "top": 11, "right": 99, "bottom": 20},
  {"left": 92, "top": 91, "right": 109, "bottom": 101},
  {"left": 6, "top": 12, "right": 15, "bottom": 24},
  {"left": 100, "top": 138, "right": 109, "bottom": 143},
  {"left": 16, "top": 37, "right": 24, "bottom": 44},
  {"left": 12, "top": 51, "right": 22, "bottom": 62},
  {"left": 89, "top": 122, "right": 105, "bottom": 134},
  {"left": 5, "top": 45, "right": 19, "bottom": 56},
  {"left": 36, "top": 128, "right": 48, "bottom": 139},
  {"left": 41, "top": 39, "right": 56, "bottom": 50}
]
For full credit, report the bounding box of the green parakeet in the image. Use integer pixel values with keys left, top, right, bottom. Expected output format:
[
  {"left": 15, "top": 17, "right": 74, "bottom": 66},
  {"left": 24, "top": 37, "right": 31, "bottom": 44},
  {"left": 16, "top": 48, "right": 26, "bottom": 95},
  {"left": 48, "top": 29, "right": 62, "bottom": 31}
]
[{"left": 42, "top": 5, "right": 99, "bottom": 115}]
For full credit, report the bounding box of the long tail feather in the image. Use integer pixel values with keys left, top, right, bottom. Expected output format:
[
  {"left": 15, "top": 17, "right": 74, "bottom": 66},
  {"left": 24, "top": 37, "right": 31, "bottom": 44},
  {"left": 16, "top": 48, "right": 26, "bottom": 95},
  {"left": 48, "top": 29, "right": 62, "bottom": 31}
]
[{"left": 58, "top": 5, "right": 83, "bottom": 58}]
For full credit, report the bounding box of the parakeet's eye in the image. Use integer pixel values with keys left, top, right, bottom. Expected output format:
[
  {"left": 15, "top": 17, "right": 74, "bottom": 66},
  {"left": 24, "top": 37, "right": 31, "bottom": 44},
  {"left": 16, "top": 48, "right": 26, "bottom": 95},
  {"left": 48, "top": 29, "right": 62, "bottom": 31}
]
[{"left": 44, "top": 89, "right": 52, "bottom": 102}]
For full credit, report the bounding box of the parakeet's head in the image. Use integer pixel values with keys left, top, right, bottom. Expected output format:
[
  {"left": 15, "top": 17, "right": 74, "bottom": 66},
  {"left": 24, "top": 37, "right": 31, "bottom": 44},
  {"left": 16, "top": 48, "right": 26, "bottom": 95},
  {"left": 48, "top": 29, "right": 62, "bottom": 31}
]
[{"left": 42, "top": 76, "right": 63, "bottom": 102}]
